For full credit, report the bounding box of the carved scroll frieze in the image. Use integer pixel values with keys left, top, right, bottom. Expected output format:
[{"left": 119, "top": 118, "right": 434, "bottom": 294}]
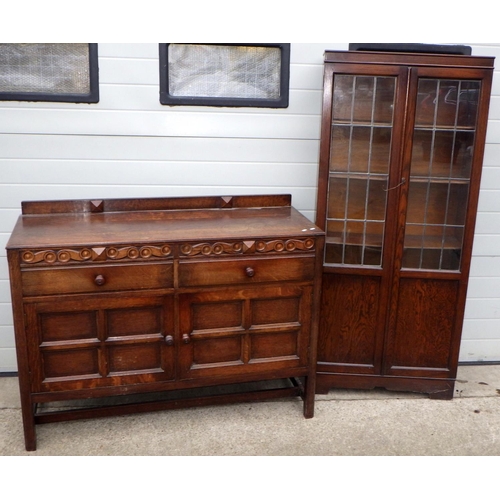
[
  {"left": 106, "top": 245, "right": 172, "bottom": 261},
  {"left": 20, "top": 244, "right": 173, "bottom": 265},
  {"left": 255, "top": 238, "right": 315, "bottom": 253},
  {"left": 20, "top": 238, "right": 315, "bottom": 265},
  {"left": 179, "top": 238, "right": 315, "bottom": 257},
  {"left": 180, "top": 241, "right": 244, "bottom": 257}
]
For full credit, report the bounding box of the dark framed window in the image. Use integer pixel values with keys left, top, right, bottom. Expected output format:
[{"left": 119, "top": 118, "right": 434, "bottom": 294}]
[
  {"left": 159, "top": 43, "right": 290, "bottom": 108},
  {"left": 0, "top": 43, "right": 99, "bottom": 103}
]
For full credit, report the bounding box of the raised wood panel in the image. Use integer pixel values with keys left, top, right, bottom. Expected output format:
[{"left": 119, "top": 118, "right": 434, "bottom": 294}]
[
  {"left": 40, "top": 311, "right": 97, "bottom": 342},
  {"left": 106, "top": 307, "right": 162, "bottom": 336},
  {"left": 192, "top": 301, "right": 243, "bottom": 330},
  {"left": 252, "top": 296, "right": 300, "bottom": 325},
  {"left": 387, "top": 278, "right": 459, "bottom": 375},
  {"left": 317, "top": 273, "right": 381, "bottom": 373},
  {"left": 42, "top": 349, "right": 99, "bottom": 379},
  {"left": 107, "top": 343, "right": 163, "bottom": 374},
  {"left": 192, "top": 336, "right": 243, "bottom": 366}
]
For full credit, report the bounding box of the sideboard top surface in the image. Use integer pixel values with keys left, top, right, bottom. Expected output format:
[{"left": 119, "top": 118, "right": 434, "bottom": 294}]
[{"left": 6, "top": 195, "right": 321, "bottom": 249}]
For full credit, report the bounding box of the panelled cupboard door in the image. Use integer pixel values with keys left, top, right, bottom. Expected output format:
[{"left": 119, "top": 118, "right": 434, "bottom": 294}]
[
  {"left": 178, "top": 285, "right": 312, "bottom": 380},
  {"left": 316, "top": 50, "right": 494, "bottom": 397},
  {"left": 24, "top": 295, "right": 176, "bottom": 392}
]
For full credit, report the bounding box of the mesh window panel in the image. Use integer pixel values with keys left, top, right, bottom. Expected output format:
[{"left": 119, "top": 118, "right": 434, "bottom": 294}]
[
  {"left": 168, "top": 44, "right": 282, "bottom": 99},
  {"left": 0, "top": 43, "right": 91, "bottom": 94}
]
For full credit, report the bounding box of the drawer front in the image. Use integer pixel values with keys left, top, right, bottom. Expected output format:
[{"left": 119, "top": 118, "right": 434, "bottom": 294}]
[
  {"left": 178, "top": 256, "right": 314, "bottom": 288},
  {"left": 22, "top": 263, "right": 174, "bottom": 296}
]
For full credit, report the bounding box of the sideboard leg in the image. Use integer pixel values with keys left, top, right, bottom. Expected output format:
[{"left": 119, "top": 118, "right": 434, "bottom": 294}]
[
  {"left": 303, "top": 375, "right": 316, "bottom": 419},
  {"left": 21, "top": 399, "right": 37, "bottom": 451}
]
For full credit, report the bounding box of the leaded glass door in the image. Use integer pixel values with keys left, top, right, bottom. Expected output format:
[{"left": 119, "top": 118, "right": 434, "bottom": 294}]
[
  {"left": 317, "top": 64, "right": 408, "bottom": 377},
  {"left": 402, "top": 77, "right": 481, "bottom": 271},
  {"left": 386, "top": 67, "right": 489, "bottom": 380},
  {"left": 323, "top": 67, "right": 406, "bottom": 270}
]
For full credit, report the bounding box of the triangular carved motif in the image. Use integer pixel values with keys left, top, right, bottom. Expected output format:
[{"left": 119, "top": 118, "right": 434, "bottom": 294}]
[
  {"left": 221, "top": 196, "right": 233, "bottom": 208},
  {"left": 91, "top": 247, "right": 107, "bottom": 261},
  {"left": 90, "top": 200, "right": 104, "bottom": 212},
  {"left": 243, "top": 240, "right": 255, "bottom": 253}
]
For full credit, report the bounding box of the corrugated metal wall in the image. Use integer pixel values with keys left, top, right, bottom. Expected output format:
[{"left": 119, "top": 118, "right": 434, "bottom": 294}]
[{"left": 0, "top": 43, "right": 498, "bottom": 371}]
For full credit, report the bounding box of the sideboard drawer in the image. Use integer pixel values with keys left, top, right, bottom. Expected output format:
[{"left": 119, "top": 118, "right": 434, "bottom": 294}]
[
  {"left": 21, "top": 263, "right": 174, "bottom": 296},
  {"left": 178, "top": 256, "right": 315, "bottom": 288}
]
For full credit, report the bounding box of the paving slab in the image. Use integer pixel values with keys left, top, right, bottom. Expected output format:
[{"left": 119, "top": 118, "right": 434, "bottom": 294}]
[{"left": 1, "top": 365, "right": 499, "bottom": 455}]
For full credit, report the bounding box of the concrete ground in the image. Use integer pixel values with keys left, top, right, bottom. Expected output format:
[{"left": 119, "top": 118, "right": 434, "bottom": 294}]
[{"left": 1, "top": 364, "right": 500, "bottom": 456}]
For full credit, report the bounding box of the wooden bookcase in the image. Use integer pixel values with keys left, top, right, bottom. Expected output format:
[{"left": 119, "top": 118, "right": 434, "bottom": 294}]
[{"left": 315, "top": 49, "right": 494, "bottom": 398}]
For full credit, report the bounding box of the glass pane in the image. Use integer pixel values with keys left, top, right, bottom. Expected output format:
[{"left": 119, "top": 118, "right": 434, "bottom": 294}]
[
  {"left": 411, "top": 130, "right": 475, "bottom": 179},
  {"left": 325, "top": 74, "right": 396, "bottom": 267},
  {"left": 332, "top": 75, "right": 395, "bottom": 125},
  {"left": 366, "top": 178, "right": 388, "bottom": 220},
  {"left": 168, "top": 44, "right": 281, "bottom": 99},
  {"left": 403, "top": 77, "right": 480, "bottom": 271},
  {"left": 415, "top": 79, "right": 480, "bottom": 129},
  {"left": 0, "top": 43, "right": 91, "bottom": 94},
  {"left": 330, "top": 126, "right": 392, "bottom": 174}
]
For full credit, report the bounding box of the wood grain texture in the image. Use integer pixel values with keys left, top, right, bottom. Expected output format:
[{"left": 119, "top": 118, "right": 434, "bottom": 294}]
[
  {"left": 315, "top": 50, "right": 494, "bottom": 395},
  {"left": 6, "top": 195, "right": 323, "bottom": 450},
  {"left": 386, "top": 278, "right": 459, "bottom": 373},
  {"left": 317, "top": 273, "right": 381, "bottom": 372}
]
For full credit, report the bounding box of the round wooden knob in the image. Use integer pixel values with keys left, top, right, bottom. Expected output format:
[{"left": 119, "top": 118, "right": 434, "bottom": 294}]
[
  {"left": 94, "top": 274, "right": 106, "bottom": 286},
  {"left": 165, "top": 335, "right": 174, "bottom": 346},
  {"left": 245, "top": 267, "right": 255, "bottom": 278},
  {"left": 182, "top": 334, "right": 191, "bottom": 344}
]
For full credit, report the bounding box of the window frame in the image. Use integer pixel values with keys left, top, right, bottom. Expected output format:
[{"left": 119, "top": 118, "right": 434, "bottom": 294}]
[
  {"left": 159, "top": 43, "right": 290, "bottom": 108},
  {"left": 0, "top": 43, "right": 99, "bottom": 103}
]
